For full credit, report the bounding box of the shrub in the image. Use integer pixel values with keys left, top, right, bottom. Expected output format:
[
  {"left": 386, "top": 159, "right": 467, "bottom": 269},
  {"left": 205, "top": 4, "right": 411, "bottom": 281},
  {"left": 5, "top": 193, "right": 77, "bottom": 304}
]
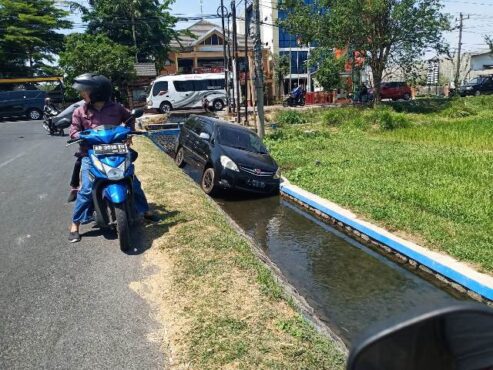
[
  {"left": 369, "top": 107, "right": 410, "bottom": 130},
  {"left": 274, "top": 110, "right": 307, "bottom": 125},
  {"left": 443, "top": 100, "right": 478, "bottom": 118},
  {"left": 321, "top": 108, "right": 355, "bottom": 126}
]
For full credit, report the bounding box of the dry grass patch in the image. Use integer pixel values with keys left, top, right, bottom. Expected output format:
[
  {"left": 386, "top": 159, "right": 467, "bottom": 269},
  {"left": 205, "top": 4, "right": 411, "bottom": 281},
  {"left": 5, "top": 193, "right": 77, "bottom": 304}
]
[{"left": 130, "top": 137, "right": 345, "bottom": 369}]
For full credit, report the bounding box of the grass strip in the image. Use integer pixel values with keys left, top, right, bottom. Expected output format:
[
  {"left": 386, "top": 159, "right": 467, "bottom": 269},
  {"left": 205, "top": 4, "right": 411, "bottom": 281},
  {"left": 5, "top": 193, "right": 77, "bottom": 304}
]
[
  {"left": 132, "top": 137, "right": 346, "bottom": 369},
  {"left": 265, "top": 96, "right": 493, "bottom": 273}
]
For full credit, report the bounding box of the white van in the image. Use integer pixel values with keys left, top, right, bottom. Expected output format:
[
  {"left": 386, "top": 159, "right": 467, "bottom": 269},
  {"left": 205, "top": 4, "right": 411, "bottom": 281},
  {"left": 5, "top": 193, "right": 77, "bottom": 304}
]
[{"left": 147, "top": 73, "right": 227, "bottom": 113}]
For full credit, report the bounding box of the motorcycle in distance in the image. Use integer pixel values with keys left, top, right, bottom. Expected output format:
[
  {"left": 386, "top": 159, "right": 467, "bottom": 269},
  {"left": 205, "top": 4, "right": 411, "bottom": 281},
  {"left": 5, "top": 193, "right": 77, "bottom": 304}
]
[
  {"left": 347, "top": 302, "right": 493, "bottom": 370},
  {"left": 66, "top": 108, "right": 145, "bottom": 252},
  {"left": 282, "top": 86, "right": 306, "bottom": 107},
  {"left": 43, "top": 100, "right": 83, "bottom": 136}
]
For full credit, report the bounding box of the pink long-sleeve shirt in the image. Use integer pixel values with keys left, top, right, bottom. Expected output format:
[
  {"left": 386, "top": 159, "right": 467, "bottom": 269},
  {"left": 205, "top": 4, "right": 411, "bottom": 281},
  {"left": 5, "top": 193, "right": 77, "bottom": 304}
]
[{"left": 69, "top": 101, "right": 134, "bottom": 140}]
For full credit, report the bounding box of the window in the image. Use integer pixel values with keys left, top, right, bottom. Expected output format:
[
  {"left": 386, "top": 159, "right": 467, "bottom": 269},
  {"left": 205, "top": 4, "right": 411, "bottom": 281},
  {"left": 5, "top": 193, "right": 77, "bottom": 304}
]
[
  {"left": 174, "top": 80, "right": 194, "bottom": 92},
  {"left": 206, "top": 79, "right": 225, "bottom": 90},
  {"left": 185, "top": 118, "right": 201, "bottom": 134},
  {"left": 201, "top": 34, "right": 223, "bottom": 45},
  {"left": 198, "top": 119, "right": 213, "bottom": 135},
  {"left": 152, "top": 81, "right": 168, "bottom": 96},
  {"left": 132, "top": 88, "right": 147, "bottom": 102},
  {"left": 482, "top": 78, "right": 493, "bottom": 87},
  {"left": 217, "top": 127, "right": 267, "bottom": 154}
]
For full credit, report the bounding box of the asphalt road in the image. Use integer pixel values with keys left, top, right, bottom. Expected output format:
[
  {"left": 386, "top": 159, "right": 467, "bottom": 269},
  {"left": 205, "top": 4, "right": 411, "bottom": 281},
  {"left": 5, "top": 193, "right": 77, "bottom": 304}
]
[{"left": 0, "top": 120, "right": 165, "bottom": 369}]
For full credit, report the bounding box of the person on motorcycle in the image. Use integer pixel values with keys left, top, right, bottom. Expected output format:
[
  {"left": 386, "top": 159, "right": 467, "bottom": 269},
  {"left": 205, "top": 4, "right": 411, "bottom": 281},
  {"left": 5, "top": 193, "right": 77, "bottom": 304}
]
[
  {"left": 291, "top": 83, "right": 305, "bottom": 104},
  {"left": 68, "top": 73, "right": 154, "bottom": 243}
]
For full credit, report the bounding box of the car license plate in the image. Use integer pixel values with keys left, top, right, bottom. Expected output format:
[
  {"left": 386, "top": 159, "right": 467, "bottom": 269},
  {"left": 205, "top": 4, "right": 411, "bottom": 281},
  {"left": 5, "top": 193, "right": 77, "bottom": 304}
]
[
  {"left": 93, "top": 144, "right": 128, "bottom": 155},
  {"left": 250, "top": 179, "right": 266, "bottom": 189}
]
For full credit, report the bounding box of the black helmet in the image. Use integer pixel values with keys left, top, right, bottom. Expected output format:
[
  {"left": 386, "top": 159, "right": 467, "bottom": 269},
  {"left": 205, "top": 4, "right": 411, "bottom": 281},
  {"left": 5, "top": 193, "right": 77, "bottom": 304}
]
[{"left": 72, "top": 73, "right": 112, "bottom": 103}]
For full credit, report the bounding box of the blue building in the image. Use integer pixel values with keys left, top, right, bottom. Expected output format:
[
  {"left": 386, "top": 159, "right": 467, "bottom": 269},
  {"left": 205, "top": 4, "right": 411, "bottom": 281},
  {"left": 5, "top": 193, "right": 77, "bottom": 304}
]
[{"left": 278, "top": 0, "right": 317, "bottom": 93}]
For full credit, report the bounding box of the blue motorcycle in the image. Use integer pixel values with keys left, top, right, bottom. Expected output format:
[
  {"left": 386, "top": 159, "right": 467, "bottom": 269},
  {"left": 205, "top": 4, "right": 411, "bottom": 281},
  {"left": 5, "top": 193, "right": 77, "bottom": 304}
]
[{"left": 67, "top": 109, "right": 144, "bottom": 251}]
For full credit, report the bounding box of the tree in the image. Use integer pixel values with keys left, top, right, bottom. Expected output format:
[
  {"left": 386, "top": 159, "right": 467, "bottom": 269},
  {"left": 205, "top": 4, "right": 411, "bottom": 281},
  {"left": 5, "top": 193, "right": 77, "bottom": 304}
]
[
  {"left": 486, "top": 36, "right": 493, "bottom": 52},
  {"left": 0, "top": 0, "right": 71, "bottom": 77},
  {"left": 272, "top": 54, "right": 290, "bottom": 98},
  {"left": 59, "top": 33, "right": 136, "bottom": 101},
  {"left": 279, "top": 0, "right": 449, "bottom": 104},
  {"left": 71, "top": 0, "right": 179, "bottom": 68},
  {"left": 309, "top": 48, "right": 345, "bottom": 91}
]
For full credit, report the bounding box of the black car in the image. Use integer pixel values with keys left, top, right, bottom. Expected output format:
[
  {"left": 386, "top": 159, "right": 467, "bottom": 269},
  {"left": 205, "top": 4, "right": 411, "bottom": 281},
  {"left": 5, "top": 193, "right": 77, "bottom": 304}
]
[
  {"left": 460, "top": 75, "right": 493, "bottom": 96},
  {"left": 175, "top": 115, "right": 281, "bottom": 195}
]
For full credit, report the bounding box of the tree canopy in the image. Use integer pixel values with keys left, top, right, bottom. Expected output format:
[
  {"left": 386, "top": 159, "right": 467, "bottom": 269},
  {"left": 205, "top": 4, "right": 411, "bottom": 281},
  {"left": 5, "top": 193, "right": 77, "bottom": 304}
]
[
  {"left": 0, "top": 0, "right": 71, "bottom": 77},
  {"left": 72, "top": 0, "right": 179, "bottom": 68},
  {"left": 279, "top": 0, "right": 450, "bottom": 102},
  {"left": 309, "top": 48, "right": 345, "bottom": 91},
  {"left": 59, "top": 33, "right": 136, "bottom": 100}
]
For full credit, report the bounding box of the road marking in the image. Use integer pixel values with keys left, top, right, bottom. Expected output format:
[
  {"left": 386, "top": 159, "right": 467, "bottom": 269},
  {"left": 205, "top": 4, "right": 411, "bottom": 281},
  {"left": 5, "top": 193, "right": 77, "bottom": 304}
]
[
  {"left": 0, "top": 142, "right": 43, "bottom": 170},
  {"left": 0, "top": 152, "right": 26, "bottom": 169}
]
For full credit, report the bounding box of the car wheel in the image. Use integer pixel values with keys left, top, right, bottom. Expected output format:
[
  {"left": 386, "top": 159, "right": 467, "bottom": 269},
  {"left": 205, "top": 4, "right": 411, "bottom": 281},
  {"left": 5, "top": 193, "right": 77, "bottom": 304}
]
[
  {"left": 403, "top": 93, "right": 410, "bottom": 100},
  {"left": 475, "top": 90, "right": 481, "bottom": 97},
  {"left": 175, "top": 146, "right": 186, "bottom": 168},
  {"left": 159, "top": 102, "right": 172, "bottom": 114},
  {"left": 213, "top": 99, "right": 224, "bottom": 111},
  {"left": 201, "top": 167, "right": 218, "bottom": 196},
  {"left": 27, "top": 108, "right": 42, "bottom": 120}
]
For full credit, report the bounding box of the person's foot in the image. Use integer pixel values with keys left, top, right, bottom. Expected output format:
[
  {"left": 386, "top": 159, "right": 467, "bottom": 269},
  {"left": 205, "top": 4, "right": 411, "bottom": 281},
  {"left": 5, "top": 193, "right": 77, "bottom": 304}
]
[
  {"left": 67, "top": 188, "right": 78, "bottom": 203},
  {"left": 68, "top": 231, "right": 81, "bottom": 243}
]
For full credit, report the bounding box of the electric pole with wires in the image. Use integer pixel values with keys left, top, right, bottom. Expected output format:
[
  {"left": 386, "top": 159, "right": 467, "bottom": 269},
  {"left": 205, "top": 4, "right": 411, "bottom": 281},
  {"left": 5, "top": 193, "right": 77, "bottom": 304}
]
[
  {"left": 253, "top": 0, "right": 265, "bottom": 138},
  {"left": 218, "top": 2, "right": 231, "bottom": 113},
  {"left": 232, "top": 0, "right": 241, "bottom": 123},
  {"left": 454, "top": 12, "right": 469, "bottom": 93}
]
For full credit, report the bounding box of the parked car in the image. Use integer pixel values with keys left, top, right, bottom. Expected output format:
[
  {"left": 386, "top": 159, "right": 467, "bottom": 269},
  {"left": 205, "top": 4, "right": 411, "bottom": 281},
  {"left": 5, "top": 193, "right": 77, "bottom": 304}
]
[
  {"left": 175, "top": 115, "right": 281, "bottom": 195},
  {"left": 379, "top": 81, "right": 412, "bottom": 101},
  {"left": 0, "top": 89, "right": 46, "bottom": 120},
  {"left": 147, "top": 73, "right": 227, "bottom": 113},
  {"left": 460, "top": 75, "right": 493, "bottom": 96}
]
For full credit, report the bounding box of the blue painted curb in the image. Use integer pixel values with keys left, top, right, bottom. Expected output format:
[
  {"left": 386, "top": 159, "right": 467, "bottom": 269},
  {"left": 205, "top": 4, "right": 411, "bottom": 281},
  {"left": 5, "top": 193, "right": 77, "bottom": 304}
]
[{"left": 280, "top": 183, "right": 493, "bottom": 301}]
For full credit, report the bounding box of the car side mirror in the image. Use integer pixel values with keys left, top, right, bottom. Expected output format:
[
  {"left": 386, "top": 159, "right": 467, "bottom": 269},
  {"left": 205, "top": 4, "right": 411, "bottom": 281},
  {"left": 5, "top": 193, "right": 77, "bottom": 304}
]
[
  {"left": 199, "top": 132, "right": 210, "bottom": 141},
  {"left": 347, "top": 303, "right": 493, "bottom": 370},
  {"left": 131, "top": 108, "right": 144, "bottom": 119}
]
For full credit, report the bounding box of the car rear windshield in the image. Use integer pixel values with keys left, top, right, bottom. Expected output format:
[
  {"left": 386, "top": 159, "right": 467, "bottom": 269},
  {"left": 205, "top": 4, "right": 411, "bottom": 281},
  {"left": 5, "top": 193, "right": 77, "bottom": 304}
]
[{"left": 217, "top": 127, "right": 267, "bottom": 154}]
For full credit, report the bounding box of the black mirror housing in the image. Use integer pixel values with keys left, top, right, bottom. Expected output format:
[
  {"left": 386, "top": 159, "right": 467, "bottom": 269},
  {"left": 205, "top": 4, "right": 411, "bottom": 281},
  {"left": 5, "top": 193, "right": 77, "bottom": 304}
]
[
  {"left": 131, "top": 108, "right": 144, "bottom": 119},
  {"left": 348, "top": 303, "right": 493, "bottom": 370}
]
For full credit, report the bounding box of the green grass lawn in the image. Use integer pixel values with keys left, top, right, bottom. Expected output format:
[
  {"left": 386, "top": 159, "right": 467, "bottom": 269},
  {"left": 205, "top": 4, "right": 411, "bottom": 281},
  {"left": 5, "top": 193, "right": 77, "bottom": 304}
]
[{"left": 265, "top": 96, "right": 493, "bottom": 273}]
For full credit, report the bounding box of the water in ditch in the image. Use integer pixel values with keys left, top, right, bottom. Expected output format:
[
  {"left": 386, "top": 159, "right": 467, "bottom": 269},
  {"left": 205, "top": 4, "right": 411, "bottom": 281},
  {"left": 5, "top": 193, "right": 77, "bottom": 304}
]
[{"left": 181, "top": 165, "right": 466, "bottom": 344}]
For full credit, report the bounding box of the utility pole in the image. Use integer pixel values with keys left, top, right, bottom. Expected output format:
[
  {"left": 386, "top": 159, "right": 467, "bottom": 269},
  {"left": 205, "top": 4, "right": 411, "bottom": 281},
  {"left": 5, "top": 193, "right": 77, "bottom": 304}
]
[
  {"left": 227, "top": 14, "right": 233, "bottom": 113},
  {"left": 454, "top": 13, "right": 468, "bottom": 92},
  {"left": 219, "top": 2, "right": 230, "bottom": 113},
  {"left": 244, "top": 0, "right": 249, "bottom": 125},
  {"left": 232, "top": 0, "right": 241, "bottom": 123},
  {"left": 253, "top": 0, "right": 265, "bottom": 138}
]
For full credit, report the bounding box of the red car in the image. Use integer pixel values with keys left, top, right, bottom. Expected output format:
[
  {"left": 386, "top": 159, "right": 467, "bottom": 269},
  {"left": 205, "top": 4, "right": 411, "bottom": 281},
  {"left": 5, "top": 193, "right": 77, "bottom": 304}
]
[{"left": 379, "top": 82, "right": 412, "bottom": 101}]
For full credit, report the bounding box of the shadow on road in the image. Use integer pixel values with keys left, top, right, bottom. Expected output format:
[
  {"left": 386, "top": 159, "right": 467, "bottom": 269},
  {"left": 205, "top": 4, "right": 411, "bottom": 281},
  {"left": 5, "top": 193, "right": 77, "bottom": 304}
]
[{"left": 125, "top": 202, "right": 184, "bottom": 256}]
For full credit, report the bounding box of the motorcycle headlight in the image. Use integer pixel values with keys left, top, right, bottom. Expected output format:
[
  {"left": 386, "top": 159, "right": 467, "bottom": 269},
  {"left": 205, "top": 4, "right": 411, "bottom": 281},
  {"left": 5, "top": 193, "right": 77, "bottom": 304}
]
[
  {"left": 220, "top": 155, "right": 239, "bottom": 172},
  {"left": 466, "top": 86, "right": 473, "bottom": 90},
  {"left": 273, "top": 168, "right": 281, "bottom": 179},
  {"left": 91, "top": 154, "right": 105, "bottom": 173},
  {"left": 102, "top": 162, "right": 125, "bottom": 180}
]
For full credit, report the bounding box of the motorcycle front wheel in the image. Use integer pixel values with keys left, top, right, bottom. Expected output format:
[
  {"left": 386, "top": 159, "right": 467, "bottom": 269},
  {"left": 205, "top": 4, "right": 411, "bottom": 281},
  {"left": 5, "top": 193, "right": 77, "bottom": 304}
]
[{"left": 114, "top": 202, "right": 131, "bottom": 252}]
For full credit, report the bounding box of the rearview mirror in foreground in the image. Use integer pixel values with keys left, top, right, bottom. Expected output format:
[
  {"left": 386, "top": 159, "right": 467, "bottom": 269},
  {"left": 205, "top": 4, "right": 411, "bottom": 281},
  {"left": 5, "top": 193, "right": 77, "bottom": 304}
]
[
  {"left": 131, "top": 108, "right": 144, "bottom": 119},
  {"left": 347, "top": 303, "right": 493, "bottom": 370}
]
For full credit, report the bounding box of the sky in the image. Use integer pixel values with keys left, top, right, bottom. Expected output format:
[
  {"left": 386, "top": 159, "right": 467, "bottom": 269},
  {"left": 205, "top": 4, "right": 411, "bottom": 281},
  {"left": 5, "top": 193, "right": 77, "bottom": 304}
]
[{"left": 66, "top": 0, "right": 493, "bottom": 54}]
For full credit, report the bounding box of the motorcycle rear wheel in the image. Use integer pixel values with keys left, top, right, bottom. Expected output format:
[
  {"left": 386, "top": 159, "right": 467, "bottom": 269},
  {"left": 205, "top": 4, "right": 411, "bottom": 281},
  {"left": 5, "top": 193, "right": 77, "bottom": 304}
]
[{"left": 114, "top": 202, "right": 131, "bottom": 252}]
